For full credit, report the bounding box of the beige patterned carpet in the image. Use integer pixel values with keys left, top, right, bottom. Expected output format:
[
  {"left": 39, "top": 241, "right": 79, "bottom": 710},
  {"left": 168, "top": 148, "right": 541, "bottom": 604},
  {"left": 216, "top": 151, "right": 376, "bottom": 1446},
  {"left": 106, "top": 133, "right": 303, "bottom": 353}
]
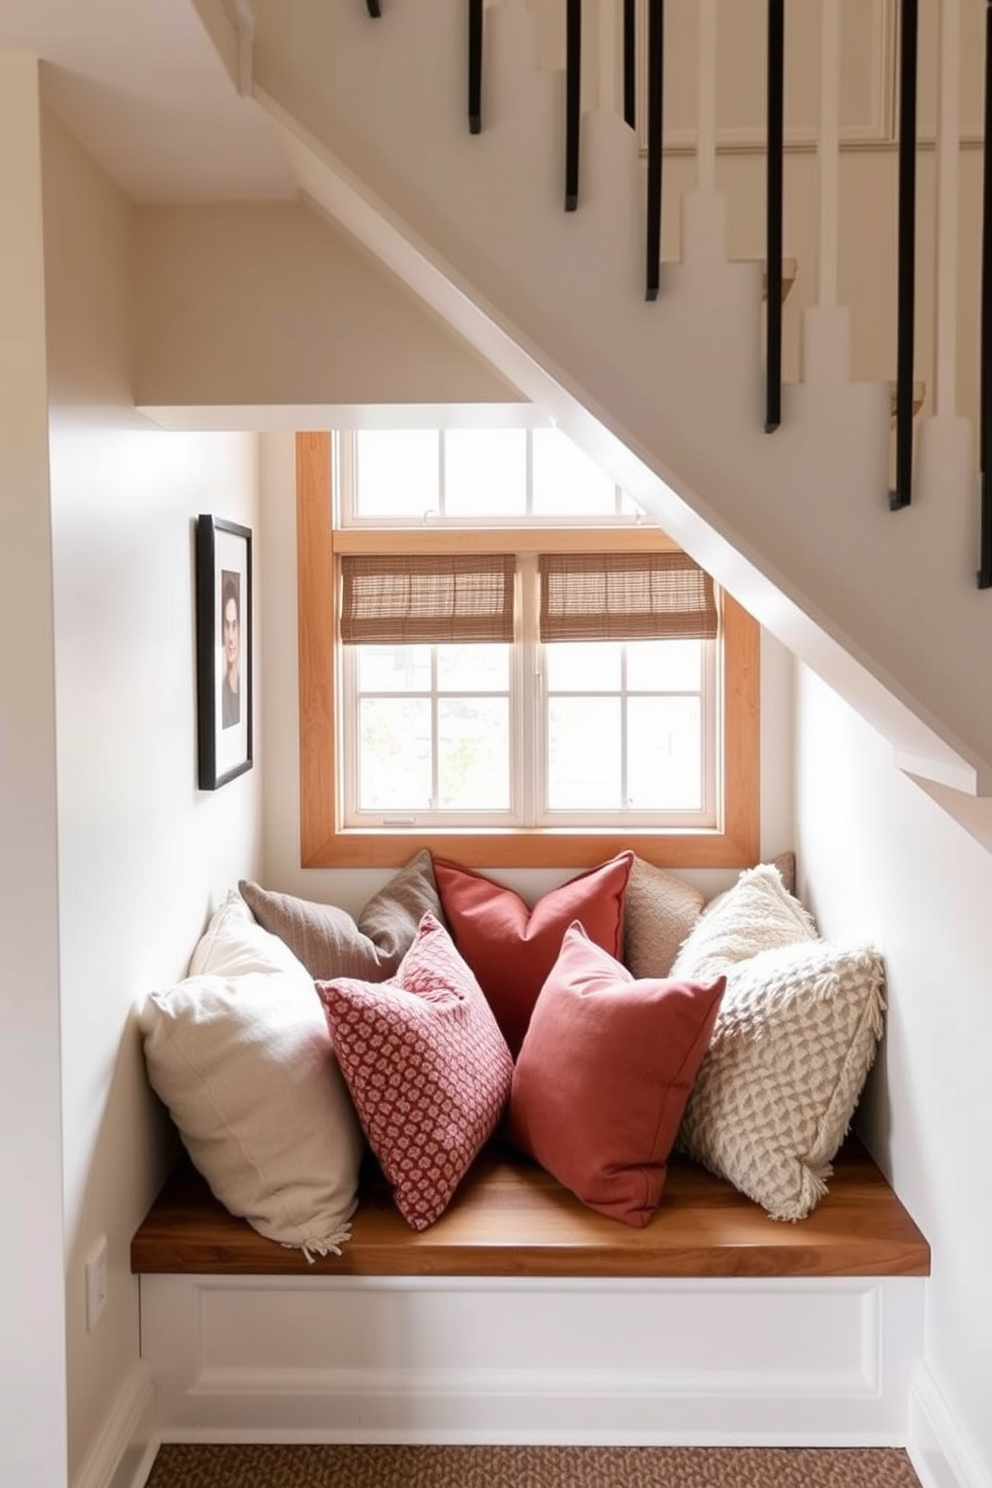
[{"left": 144, "top": 1444, "right": 923, "bottom": 1487}]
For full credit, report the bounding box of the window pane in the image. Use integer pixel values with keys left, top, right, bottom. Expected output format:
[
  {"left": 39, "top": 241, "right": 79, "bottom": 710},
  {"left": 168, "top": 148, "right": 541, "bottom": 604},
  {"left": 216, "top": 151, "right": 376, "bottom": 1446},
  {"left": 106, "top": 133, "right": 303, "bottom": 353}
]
[
  {"left": 355, "top": 431, "right": 439, "bottom": 518},
  {"left": 544, "top": 642, "right": 621, "bottom": 691},
  {"left": 357, "top": 645, "right": 431, "bottom": 692},
  {"left": 444, "top": 430, "right": 527, "bottom": 517},
  {"left": 358, "top": 697, "right": 431, "bottom": 809},
  {"left": 627, "top": 638, "right": 702, "bottom": 691},
  {"left": 438, "top": 699, "right": 510, "bottom": 809},
  {"left": 547, "top": 698, "right": 621, "bottom": 808},
  {"left": 627, "top": 697, "right": 702, "bottom": 810},
  {"left": 437, "top": 644, "right": 510, "bottom": 691},
  {"left": 532, "top": 427, "right": 618, "bottom": 517}
]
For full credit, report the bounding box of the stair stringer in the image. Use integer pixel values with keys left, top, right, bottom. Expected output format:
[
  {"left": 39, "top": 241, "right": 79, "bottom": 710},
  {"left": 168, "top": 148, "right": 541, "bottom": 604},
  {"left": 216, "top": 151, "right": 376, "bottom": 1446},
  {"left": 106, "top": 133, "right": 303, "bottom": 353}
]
[{"left": 243, "top": 0, "right": 990, "bottom": 796}]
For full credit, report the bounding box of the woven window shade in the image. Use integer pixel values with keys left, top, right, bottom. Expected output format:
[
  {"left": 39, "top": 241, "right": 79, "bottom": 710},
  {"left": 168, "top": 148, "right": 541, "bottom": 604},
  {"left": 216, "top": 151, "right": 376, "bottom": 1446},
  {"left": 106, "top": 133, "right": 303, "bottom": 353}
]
[
  {"left": 539, "top": 551, "right": 718, "bottom": 641},
  {"left": 340, "top": 553, "right": 515, "bottom": 644}
]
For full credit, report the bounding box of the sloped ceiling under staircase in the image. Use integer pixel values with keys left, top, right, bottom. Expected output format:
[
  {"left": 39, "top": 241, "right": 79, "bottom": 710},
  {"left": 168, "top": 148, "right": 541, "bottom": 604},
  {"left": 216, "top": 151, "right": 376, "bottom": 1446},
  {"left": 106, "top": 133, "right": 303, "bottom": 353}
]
[{"left": 3, "top": 0, "right": 991, "bottom": 848}]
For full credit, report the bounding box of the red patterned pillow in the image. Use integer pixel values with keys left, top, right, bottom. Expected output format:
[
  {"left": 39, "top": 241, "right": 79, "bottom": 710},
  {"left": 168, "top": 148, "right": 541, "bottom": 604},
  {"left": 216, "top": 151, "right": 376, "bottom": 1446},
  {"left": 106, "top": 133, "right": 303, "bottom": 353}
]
[
  {"left": 315, "top": 913, "right": 513, "bottom": 1230},
  {"left": 433, "top": 853, "right": 634, "bottom": 1057},
  {"left": 509, "top": 922, "right": 726, "bottom": 1227}
]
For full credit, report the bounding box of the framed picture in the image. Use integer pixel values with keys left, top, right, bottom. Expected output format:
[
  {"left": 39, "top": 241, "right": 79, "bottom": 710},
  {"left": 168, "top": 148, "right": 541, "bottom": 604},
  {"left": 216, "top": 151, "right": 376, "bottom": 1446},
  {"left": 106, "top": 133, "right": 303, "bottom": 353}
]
[{"left": 195, "top": 515, "right": 253, "bottom": 790}]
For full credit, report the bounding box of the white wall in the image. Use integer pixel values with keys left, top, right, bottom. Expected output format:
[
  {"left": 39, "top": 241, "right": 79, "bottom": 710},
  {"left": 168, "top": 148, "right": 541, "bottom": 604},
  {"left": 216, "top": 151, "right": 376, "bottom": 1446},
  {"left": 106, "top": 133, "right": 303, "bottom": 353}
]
[
  {"left": 0, "top": 56, "right": 69, "bottom": 1488},
  {"left": 134, "top": 202, "right": 523, "bottom": 414},
  {"left": 38, "top": 111, "right": 265, "bottom": 1486},
  {"left": 795, "top": 665, "right": 992, "bottom": 1486},
  {"left": 258, "top": 428, "right": 795, "bottom": 913}
]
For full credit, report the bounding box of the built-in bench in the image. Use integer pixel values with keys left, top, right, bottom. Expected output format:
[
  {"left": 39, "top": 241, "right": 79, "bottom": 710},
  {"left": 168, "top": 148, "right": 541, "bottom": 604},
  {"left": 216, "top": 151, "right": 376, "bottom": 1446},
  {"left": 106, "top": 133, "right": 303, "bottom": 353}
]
[
  {"left": 132, "top": 1138, "right": 928, "bottom": 1280},
  {"left": 133, "top": 1139, "right": 929, "bottom": 1445}
]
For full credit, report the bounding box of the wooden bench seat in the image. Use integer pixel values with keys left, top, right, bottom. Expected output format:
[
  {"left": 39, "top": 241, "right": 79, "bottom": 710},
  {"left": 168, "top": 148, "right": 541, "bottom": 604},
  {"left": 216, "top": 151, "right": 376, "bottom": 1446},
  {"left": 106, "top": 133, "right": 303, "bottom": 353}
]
[{"left": 131, "top": 1137, "right": 929, "bottom": 1280}]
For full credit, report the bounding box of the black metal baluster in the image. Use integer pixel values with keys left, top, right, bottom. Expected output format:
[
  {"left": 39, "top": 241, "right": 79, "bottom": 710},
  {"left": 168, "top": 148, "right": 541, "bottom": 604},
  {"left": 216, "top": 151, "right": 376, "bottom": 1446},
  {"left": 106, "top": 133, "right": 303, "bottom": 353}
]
[
  {"left": 766, "top": 0, "right": 784, "bottom": 433},
  {"left": 565, "top": 0, "right": 581, "bottom": 210},
  {"left": 468, "top": 0, "right": 483, "bottom": 134},
  {"left": 646, "top": 0, "right": 664, "bottom": 300},
  {"left": 891, "top": 0, "right": 919, "bottom": 509},
  {"left": 624, "top": 0, "right": 637, "bottom": 128},
  {"left": 980, "top": 0, "right": 992, "bottom": 585},
  {"left": 366, "top": 1, "right": 381, "bottom": 16}
]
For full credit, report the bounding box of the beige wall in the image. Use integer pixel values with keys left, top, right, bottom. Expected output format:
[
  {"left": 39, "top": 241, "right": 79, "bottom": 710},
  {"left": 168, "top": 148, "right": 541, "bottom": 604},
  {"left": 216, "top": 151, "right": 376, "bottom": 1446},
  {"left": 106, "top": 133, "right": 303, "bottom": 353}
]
[
  {"left": 0, "top": 56, "right": 68, "bottom": 1488},
  {"left": 796, "top": 667, "right": 992, "bottom": 1485},
  {"left": 38, "top": 111, "right": 265, "bottom": 1486},
  {"left": 134, "top": 202, "right": 524, "bottom": 415}
]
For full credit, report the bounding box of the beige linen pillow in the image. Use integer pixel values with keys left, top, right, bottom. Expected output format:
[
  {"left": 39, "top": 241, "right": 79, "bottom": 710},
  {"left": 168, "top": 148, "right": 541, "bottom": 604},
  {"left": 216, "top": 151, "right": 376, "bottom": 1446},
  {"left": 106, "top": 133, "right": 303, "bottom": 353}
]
[
  {"left": 140, "top": 893, "right": 365, "bottom": 1256},
  {"left": 623, "top": 858, "right": 705, "bottom": 978},
  {"left": 188, "top": 888, "right": 305, "bottom": 979},
  {"left": 670, "top": 863, "right": 817, "bottom": 983},
  {"left": 240, "top": 849, "right": 444, "bottom": 982},
  {"left": 679, "top": 940, "right": 886, "bottom": 1220}
]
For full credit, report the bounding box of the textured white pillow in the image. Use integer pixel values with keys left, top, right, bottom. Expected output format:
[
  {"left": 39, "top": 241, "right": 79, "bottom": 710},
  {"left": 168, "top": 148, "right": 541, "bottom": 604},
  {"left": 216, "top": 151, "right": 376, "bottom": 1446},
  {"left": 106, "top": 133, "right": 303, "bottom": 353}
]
[
  {"left": 670, "top": 863, "right": 817, "bottom": 983},
  {"left": 140, "top": 893, "right": 365, "bottom": 1256},
  {"left": 678, "top": 940, "right": 886, "bottom": 1220}
]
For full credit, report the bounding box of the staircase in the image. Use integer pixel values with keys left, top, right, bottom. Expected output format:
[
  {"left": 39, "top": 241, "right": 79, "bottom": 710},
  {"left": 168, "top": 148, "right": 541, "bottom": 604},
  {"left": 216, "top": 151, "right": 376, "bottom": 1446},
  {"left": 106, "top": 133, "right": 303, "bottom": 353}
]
[{"left": 192, "top": 0, "right": 992, "bottom": 806}]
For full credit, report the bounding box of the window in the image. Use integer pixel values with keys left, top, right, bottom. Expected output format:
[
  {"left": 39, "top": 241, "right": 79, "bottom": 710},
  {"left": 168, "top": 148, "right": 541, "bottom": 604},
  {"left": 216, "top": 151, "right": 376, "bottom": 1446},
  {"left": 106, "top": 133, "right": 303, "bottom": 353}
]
[{"left": 297, "top": 430, "right": 760, "bottom": 870}]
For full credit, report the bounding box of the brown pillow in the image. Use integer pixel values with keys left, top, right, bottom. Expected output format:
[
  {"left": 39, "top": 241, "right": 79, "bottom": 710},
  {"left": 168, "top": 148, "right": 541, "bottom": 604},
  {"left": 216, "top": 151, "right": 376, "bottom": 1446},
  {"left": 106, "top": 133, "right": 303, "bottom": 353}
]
[
  {"left": 771, "top": 851, "right": 797, "bottom": 896},
  {"left": 622, "top": 858, "right": 705, "bottom": 979},
  {"left": 240, "top": 849, "right": 444, "bottom": 982}
]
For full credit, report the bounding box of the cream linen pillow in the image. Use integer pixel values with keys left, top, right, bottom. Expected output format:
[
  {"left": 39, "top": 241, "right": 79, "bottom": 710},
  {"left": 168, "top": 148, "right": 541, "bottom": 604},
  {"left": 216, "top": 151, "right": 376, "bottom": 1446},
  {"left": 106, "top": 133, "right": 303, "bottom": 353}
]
[
  {"left": 678, "top": 940, "right": 886, "bottom": 1220},
  {"left": 188, "top": 888, "right": 305, "bottom": 978},
  {"left": 140, "top": 892, "right": 365, "bottom": 1257},
  {"left": 670, "top": 863, "right": 817, "bottom": 983}
]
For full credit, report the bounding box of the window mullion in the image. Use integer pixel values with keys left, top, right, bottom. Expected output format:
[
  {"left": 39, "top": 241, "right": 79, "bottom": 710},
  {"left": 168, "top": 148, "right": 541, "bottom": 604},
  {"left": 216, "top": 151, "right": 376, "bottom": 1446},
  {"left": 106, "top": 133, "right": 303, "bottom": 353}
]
[
  {"left": 436, "top": 430, "right": 445, "bottom": 518},
  {"left": 620, "top": 645, "right": 629, "bottom": 810},
  {"left": 430, "top": 646, "right": 439, "bottom": 811},
  {"left": 517, "top": 554, "right": 539, "bottom": 826}
]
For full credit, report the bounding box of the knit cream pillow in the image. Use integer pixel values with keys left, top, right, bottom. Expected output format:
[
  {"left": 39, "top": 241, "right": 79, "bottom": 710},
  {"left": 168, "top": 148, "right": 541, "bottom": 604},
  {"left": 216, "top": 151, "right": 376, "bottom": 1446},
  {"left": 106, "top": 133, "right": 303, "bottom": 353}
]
[
  {"left": 678, "top": 940, "right": 886, "bottom": 1220},
  {"left": 670, "top": 863, "right": 817, "bottom": 984}
]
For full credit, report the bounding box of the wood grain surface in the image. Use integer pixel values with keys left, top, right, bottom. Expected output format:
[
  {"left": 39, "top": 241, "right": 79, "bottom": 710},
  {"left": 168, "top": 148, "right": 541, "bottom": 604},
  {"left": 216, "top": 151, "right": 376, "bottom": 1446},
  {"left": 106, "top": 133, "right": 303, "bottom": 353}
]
[{"left": 131, "top": 1140, "right": 929, "bottom": 1280}]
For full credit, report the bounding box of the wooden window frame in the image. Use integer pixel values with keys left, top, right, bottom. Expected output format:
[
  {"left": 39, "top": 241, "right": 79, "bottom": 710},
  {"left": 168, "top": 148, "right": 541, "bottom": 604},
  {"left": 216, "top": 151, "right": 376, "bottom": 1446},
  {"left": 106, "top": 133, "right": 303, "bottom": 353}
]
[{"left": 297, "top": 431, "right": 760, "bottom": 870}]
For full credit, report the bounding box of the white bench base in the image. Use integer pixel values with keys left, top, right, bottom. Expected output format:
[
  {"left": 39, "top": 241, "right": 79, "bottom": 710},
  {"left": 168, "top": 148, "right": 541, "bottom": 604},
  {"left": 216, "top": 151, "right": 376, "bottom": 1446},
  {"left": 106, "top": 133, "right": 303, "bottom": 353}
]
[{"left": 141, "top": 1272, "right": 925, "bottom": 1445}]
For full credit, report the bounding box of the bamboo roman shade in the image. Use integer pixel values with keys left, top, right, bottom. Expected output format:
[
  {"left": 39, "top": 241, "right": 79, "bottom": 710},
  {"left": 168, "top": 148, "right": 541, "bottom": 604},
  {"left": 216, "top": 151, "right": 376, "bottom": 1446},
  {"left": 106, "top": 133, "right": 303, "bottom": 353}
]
[
  {"left": 340, "top": 553, "right": 516, "bottom": 644},
  {"left": 539, "top": 551, "right": 718, "bottom": 641}
]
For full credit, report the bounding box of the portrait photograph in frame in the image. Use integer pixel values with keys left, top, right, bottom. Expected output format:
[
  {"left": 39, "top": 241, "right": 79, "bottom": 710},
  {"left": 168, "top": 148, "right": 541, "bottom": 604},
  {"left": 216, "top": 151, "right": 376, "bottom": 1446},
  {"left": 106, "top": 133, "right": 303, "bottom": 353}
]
[{"left": 196, "top": 515, "right": 253, "bottom": 790}]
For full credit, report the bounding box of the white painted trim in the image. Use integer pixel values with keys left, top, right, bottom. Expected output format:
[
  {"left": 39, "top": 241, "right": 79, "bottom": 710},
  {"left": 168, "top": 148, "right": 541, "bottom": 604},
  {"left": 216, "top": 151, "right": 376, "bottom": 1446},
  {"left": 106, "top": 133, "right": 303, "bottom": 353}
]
[
  {"left": 221, "top": 0, "right": 255, "bottom": 97},
  {"left": 72, "top": 1360, "right": 157, "bottom": 1488},
  {"left": 908, "top": 1364, "right": 992, "bottom": 1488},
  {"left": 140, "top": 1272, "right": 924, "bottom": 1445}
]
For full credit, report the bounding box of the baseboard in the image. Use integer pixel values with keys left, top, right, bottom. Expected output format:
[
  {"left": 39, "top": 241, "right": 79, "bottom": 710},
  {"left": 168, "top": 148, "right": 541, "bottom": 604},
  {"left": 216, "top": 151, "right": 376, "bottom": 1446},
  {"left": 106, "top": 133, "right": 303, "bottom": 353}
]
[
  {"left": 908, "top": 1364, "right": 991, "bottom": 1488},
  {"left": 73, "top": 1359, "right": 158, "bottom": 1488}
]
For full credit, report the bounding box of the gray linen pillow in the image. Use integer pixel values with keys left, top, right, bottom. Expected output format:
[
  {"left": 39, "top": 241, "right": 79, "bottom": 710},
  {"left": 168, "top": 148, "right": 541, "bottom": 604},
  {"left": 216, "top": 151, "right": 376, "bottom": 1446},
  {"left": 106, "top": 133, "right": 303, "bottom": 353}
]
[{"left": 240, "top": 849, "right": 444, "bottom": 982}]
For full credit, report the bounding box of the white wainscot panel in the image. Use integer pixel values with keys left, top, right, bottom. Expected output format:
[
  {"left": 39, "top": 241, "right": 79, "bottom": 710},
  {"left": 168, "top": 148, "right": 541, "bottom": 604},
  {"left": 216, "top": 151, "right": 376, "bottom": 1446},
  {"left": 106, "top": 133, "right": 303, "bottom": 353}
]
[{"left": 141, "top": 1274, "right": 925, "bottom": 1446}]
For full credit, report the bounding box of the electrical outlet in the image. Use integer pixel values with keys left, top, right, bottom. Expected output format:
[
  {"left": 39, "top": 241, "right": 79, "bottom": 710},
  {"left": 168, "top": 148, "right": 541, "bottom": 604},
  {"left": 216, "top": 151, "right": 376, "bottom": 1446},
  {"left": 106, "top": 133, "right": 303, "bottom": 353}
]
[{"left": 85, "top": 1235, "right": 108, "bottom": 1332}]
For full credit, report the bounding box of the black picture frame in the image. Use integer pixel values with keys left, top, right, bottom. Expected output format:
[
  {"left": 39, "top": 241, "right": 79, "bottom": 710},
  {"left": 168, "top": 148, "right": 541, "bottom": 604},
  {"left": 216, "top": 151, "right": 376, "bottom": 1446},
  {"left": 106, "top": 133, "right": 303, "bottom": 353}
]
[{"left": 195, "top": 515, "right": 253, "bottom": 790}]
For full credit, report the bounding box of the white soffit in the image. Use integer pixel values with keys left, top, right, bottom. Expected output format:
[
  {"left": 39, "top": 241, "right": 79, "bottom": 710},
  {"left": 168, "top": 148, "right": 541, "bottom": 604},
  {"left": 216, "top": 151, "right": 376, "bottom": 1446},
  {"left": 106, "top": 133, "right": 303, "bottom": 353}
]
[{"left": 0, "top": 0, "right": 293, "bottom": 201}]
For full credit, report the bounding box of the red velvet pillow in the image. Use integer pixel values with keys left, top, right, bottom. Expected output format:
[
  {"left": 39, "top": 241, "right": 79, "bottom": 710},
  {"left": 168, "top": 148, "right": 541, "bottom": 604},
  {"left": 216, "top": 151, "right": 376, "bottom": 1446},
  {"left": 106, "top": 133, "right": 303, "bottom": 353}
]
[
  {"left": 432, "top": 853, "right": 634, "bottom": 1058},
  {"left": 508, "top": 922, "right": 725, "bottom": 1227},
  {"left": 315, "top": 913, "right": 513, "bottom": 1231}
]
